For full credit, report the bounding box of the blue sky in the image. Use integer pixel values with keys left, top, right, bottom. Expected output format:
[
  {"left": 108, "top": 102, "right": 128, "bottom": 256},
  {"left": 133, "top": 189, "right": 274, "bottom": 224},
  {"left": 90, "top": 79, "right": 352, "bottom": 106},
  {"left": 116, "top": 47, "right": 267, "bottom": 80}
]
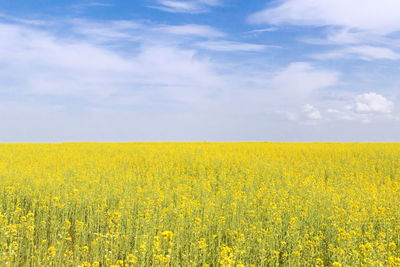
[{"left": 1, "top": 0, "right": 400, "bottom": 142}]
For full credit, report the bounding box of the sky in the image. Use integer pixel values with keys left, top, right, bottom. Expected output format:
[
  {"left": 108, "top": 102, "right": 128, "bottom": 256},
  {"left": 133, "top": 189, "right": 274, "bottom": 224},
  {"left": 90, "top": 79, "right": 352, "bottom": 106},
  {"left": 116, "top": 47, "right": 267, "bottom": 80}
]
[{"left": 1, "top": 0, "right": 400, "bottom": 142}]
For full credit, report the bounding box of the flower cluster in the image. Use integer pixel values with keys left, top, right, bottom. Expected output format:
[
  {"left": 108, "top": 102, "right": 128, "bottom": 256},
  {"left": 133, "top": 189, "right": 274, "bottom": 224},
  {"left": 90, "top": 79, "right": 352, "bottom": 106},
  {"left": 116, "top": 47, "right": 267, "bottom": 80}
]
[{"left": 0, "top": 143, "right": 400, "bottom": 265}]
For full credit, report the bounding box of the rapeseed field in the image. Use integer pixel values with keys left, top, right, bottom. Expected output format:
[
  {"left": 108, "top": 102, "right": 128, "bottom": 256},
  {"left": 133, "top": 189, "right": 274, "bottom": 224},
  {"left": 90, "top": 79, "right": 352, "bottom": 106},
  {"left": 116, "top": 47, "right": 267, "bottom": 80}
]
[{"left": 1, "top": 143, "right": 400, "bottom": 266}]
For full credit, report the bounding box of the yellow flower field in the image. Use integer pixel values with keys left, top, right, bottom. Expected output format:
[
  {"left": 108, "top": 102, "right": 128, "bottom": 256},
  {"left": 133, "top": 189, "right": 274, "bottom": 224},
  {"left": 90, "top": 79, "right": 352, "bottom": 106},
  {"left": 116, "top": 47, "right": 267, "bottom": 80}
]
[{"left": 1, "top": 143, "right": 400, "bottom": 266}]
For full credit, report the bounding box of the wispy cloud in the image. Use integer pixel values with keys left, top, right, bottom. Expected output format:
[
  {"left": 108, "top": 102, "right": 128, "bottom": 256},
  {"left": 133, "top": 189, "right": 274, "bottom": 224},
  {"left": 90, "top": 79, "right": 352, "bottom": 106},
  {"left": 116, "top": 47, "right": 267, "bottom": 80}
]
[
  {"left": 0, "top": 21, "right": 227, "bottom": 104},
  {"left": 1, "top": 10, "right": 398, "bottom": 141},
  {"left": 302, "top": 28, "right": 387, "bottom": 46},
  {"left": 271, "top": 62, "right": 339, "bottom": 99},
  {"left": 0, "top": 13, "right": 49, "bottom": 26},
  {"left": 312, "top": 46, "right": 400, "bottom": 60},
  {"left": 195, "top": 40, "right": 268, "bottom": 51},
  {"left": 249, "top": 0, "right": 400, "bottom": 63},
  {"left": 244, "top": 27, "right": 277, "bottom": 35},
  {"left": 151, "top": 0, "right": 221, "bottom": 13},
  {"left": 72, "top": 2, "right": 112, "bottom": 9},
  {"left": 157, "top": 24, "right": 225, "bottom": 38},
  {"left": 249, "top": 0, "right": 400, "bottom": 35},
  {"left": 0, "top": 17, "right": 348, "bottom": 140},
  {"left": 70, "top": 19, "right": 142, "bottom": 43}
]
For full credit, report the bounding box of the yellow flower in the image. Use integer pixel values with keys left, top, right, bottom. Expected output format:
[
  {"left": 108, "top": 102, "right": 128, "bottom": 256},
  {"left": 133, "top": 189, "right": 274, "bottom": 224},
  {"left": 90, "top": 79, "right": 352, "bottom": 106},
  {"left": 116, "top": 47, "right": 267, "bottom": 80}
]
[
  {"left": 161, "top": 230, "right": 174, "bottom": 241},
  {"left": 127, "top": 254, "right": 138, "bottom": 264},
  {"left": 47, "top": 246, "right": 56, "bottom": 258}
]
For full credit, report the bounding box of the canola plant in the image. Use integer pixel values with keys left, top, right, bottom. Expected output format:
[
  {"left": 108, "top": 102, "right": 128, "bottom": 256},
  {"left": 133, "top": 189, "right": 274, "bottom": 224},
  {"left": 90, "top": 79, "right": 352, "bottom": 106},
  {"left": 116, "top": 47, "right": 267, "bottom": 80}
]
[{"left": 1, "top": 143, "right": 400, "bottom": 266}]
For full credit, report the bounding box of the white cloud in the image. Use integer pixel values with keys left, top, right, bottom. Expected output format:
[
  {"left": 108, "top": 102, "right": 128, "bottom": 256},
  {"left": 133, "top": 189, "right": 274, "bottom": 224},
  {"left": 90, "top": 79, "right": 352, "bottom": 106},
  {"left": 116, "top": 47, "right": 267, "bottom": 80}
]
[
  {"left": 3, "top": 16, "right": 398, "bottom": 141},
  {"left": 271, "top": 62, "right": 338, "bottom": 98},
  {"left": 324, "top": 92, "right": 395, "bottom": 123},
  {"left": 344, "top": 46, "right": 400, "bottom": 60},
  {"left": 0, "top": 20, "right": 334, "bottom": 117},
  {"left": 355, "top": 93, "right": 394, "bottom": 113},
  {"left": 223, "top": 62, "right": 339, "bottom": 123},
  {"left": 70, "top": 19, "right": 142, "bottom": 43},
  {"left": 132, "top": 46, "right": 224, "bottom": 102},
  {"left": 302, "top": 28, "right": 387, "bottom": 46},
  {"left": 198, "top": 0, "right": 221, "bottom": 5},
  {"left": 155, "top": 1, "right": 200, "bottom": 13},
  {"left": 70, "top": 20, "right": 226, "bottom": 45},
  {"left": 303, "top": 104, "right": 322, "bottom": 120},
  {"left": 249, "top": 0, "right": 400, "bottom": 35},
  {"left": 0, "top": 21, "right": 223, "bottom": 102},
  {"left": 249, "top": 0, "right": 400, "bottom": 61},
  {"left": 276, "top": 92, "right": 395, "bottom": 125},
  {"left": 244, "top": 27, "right": 277, "bottom": 35},
  {"left": 151, "top": 0, "right": 221, "bottom": 13},
  {"left": 158, "top": 24, "right": 225, "bottom": 38},
  {"left": 313, "top": 46, "right": 400, "bottom": 60},
  {"left": 195, "top": 40, "right": 267, "bottom": 51}
]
